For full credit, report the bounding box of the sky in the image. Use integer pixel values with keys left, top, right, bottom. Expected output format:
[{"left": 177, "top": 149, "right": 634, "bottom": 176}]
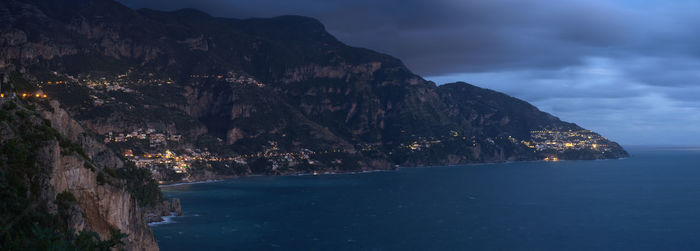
[{"left": 118, "top": 0, "right": 700, "bottom": 146}]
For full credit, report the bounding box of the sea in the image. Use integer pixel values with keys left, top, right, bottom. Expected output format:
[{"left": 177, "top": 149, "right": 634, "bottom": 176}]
[{"left": 153, "top": 146, "right": 700, "bottom": 250}]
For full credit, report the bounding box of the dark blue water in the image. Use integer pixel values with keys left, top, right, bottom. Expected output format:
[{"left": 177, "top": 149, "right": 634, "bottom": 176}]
[{"left": 153, "top": 147, "right": 700, "bottom": 250}]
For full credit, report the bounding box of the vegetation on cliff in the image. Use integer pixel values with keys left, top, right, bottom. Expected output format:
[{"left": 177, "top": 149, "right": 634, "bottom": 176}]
[
  {"left": 116, "top": 162, "right": 163, "bottom": 208},
  {"left": 0, "top": 101, "right": 126, "bottom": 250}
]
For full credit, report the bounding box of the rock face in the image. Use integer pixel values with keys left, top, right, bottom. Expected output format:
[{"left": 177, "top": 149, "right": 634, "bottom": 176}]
[
  {"left": 40, "top": 101, "right": 124, "bottom": 170},
  {"left": 143, "top": 198, "right": 183, "bottom": 223},
  {"left": 0, "top": 99, "right": 167, "bottom": 250},
  {"left": 40, "top": 141, "right": 158, "bottom": 251},
  {"left": 36, "top": 101, "right": 159, "bottom": 250}
]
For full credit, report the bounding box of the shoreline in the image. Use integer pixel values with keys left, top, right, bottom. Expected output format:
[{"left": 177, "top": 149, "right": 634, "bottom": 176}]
[
  {"left": 158, "top": 156, "right": 629, "bottom": 188},
  {"left": 158, "top": 169, "right": 394, "bottom": 188},
  {"left": 159, "top": 179, "right": 226, "bottom": 188},
  {"left": 147, "top": 214, "right": 178, "bottom": 227}
]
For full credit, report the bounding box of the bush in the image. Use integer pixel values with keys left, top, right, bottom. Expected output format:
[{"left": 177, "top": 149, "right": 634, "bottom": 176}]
[
  {"left": 55, "top": 191, "right": 78, "bottom": 231},
  {"left": 0, "top": 109, "right": 9, "bottom": 121},
  {"left": 74, "top": 228, "right": 126, "bottom": 251},
  {"left": 83, "top": 162, "right": 95, "bottom": 171},
  {"left": 103, "top": 168, "right": 119, "bottom": 178},
  {"left": 96, "top": 172, "right": 106, "bottom": 185},
  {"left": 2, "top": 101, "right": 17, "bottom": 110},
  {"left": 55, "top": 191, "right": 77, "bottom": 212},
  {"left": 15, "top": 109, "right": 28, "bottom": 119},
  {"left": 116, "top": 162, "right": 163, "bottom": 207}
]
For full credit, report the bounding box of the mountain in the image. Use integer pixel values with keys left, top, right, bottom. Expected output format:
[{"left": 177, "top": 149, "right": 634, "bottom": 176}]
[
  {"left": 1, "top": 1, "right": 627, "bottom": 177},
  {"left": 0, "top": 0, "right": 628, "bottom": 248}
]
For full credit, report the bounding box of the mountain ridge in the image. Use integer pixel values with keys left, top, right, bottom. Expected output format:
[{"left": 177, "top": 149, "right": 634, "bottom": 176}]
[{"left": 0, "top": 0, "right": 628, "bottom": 170}]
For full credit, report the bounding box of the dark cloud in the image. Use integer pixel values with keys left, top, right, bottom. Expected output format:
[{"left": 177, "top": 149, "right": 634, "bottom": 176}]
[
  {"left": 117, "top": 0, "right": 640, "bottom": 74},
  {"left": 116, "top": 0, "right": 700, "bottom": 145},
  {"left": 116, "top": 0, "right": 700, "bottom": 74}
]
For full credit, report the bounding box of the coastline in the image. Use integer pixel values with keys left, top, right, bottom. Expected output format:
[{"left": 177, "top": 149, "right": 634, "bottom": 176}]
[
  {"left": 159, "top": 179, "right": 226, "bottom": 188},
  {"left": 147, "top": 213, "right": 178, "bottom": 227},
  {"left": 158, "top": 156, "right": 630, "bottom": 188},
  {"left": 157, "top": 170, "right": 393, "bottom": 188},
  {"left": 150, "top": 149, "right": 699, "bottom": 251}
]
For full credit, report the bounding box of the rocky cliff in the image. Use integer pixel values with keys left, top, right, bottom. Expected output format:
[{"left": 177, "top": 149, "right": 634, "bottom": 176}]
[
  {"left": 38, "top": 100, "right": 159, "bottom": 250},
  {"left": 40, "top": 140, "right": 158, "bottom": 251},
  {"left": 0, "top": 99, "right": 180, "bottom": 250}
]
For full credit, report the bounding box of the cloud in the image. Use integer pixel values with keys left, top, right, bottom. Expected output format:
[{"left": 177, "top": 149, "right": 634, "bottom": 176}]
[
  {"left": 116, "top": 0, "right": 631, "bottom": 73},
  {"left": 117, "top": 0, "right": 700, "bottom": 74},
  {"left": 427, "top": 57, "right": 700, "bottom": 145}
]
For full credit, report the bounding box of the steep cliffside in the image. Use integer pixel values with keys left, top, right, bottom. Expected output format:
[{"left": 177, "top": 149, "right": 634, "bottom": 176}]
[
  {"left": 0, "top": 99, "right": 176, "bottom": 250},
  {"left": 39, "top": 101, "right": 160, "bottom": 250},
  {"left": 39, "top": 141, "right": 158, "bottom": 250},
  {"left": 40, "top": 101, "right": 124, "bottom": 170}
]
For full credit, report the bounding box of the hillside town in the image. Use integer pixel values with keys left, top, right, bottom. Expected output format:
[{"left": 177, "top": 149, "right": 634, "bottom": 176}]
[
  {"left": 31, "top": 68, "right": 265, "bottom": 96},
  {"left": 525, "top": 129, "right": 614, "bottom": 152},
  {"left": 1, "top": 68, "right": 621, "bottom": 180},
  {"left": 103, "top": 128, "right": 182, "bottom": 148},
  {"left": 106, "top": 131, "right": 338, "bottom": 181},
  {"left": 396, "top": 128, "right": 615, "bottom": 160}
]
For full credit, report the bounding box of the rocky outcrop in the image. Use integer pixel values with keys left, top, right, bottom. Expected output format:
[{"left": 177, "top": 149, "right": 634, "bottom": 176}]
[
  {"left": 35, "top": 101, "right": 163, "bottom": 250},
  {"left": 281, "top": 62, "right": 383, "bottom": 83},
  {"left": 0, "top": 99, "right": 166, "bottom": 250},
  {"left": 40, "top": 100, "right": 123, "bottom": 169},
  {"left": 39, "top": 141, "right": 158, "bottom": 251},
  {"left": 143, "top": 198, "right": 183, "bottom": 223},
  {"left": 0, "top": 29, "right": 79, "bottom": 67}
]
